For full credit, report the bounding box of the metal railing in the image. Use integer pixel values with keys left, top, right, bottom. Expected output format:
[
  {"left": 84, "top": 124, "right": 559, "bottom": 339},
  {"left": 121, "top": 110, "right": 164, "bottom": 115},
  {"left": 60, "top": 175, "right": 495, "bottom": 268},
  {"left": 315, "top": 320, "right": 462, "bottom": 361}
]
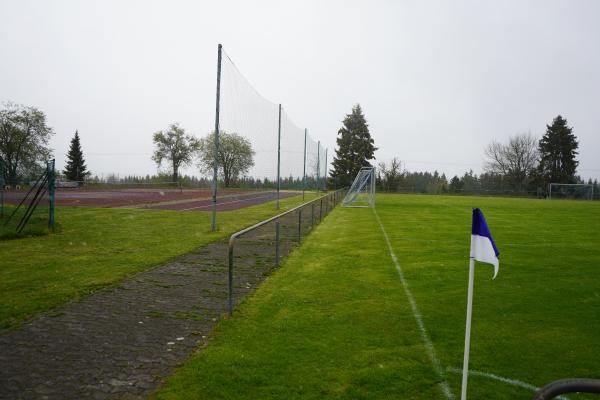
[{"left": 227, "top": 189, "right": 345, "bottom": 315}]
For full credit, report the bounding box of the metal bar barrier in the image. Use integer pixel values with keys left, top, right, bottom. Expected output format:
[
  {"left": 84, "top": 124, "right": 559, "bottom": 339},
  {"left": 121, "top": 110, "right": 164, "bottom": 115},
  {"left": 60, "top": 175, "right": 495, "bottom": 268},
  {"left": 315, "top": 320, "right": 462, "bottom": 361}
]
[{"left": 227, "top": 189, "right": 345, "bottom": 315}]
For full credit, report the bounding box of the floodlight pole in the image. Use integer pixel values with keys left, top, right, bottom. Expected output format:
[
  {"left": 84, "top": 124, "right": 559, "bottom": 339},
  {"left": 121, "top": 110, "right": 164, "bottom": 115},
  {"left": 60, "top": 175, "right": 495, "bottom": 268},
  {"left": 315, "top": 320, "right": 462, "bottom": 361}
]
[
  {"left": 211, "top": 44, "right": 222, "bottom": 231},
  {"left": 276, "top": 104, "right": 282, "bottom": 209},
  {"left": 316, "top": 141, "right": 320, "bottom": 194},
  {"left": 302, "top": 128, "right": 307, "bottom": 201}
]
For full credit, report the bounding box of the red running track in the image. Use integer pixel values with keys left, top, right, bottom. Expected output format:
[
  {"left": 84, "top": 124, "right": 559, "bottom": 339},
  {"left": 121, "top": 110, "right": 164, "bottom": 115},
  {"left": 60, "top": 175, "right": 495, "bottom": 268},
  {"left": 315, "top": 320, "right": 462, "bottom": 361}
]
[
  {"left": 2, "top": 188, "right": 257, "bottom": 208},
  {"left": 149, "top": 191, "right": 299, "bottom": 212}
]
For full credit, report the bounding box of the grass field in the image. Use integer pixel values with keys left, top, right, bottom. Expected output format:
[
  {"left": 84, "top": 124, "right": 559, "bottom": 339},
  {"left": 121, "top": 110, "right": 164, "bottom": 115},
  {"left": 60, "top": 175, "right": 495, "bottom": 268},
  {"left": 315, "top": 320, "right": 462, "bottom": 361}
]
[
  {"left": 0, "top": 193, "right": 316, "bottom": 331},
  {"left": 154, "top": 194, "right": 600, "bottom": 399}
]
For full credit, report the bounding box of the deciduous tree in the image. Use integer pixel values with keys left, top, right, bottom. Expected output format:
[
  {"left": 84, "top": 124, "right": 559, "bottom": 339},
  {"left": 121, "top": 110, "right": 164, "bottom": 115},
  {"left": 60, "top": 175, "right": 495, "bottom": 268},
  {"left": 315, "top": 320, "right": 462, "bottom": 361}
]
[
  {"left": 197, "top": 131, "right": 255, "bottom": 187},
  {"left": 484, "top": 132, "right": 538, "bottom": 191},
  {"left": 0, "top": 102, "right": 54, "bottom": 186},
  {"left": 152, "top": 123, "right": 198, "bottom": 182}
]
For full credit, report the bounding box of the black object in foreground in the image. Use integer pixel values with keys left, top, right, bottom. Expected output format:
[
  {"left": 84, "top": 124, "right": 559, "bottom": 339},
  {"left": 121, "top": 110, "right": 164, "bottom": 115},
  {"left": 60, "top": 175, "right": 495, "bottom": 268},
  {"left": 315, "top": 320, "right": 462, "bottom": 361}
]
[{"left": 533, "top": 378, "right": 600, "bottom": 399}]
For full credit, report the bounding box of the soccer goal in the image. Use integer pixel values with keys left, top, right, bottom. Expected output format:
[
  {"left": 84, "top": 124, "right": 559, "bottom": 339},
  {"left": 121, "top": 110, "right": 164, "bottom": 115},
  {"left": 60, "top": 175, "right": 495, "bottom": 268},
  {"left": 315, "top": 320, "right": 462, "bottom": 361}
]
[
  {"left": 342, "top": 167, "right": 375, "bottom": 208},
  {"left": 548, "top": 183, "right": 594, "bottom": 200}
]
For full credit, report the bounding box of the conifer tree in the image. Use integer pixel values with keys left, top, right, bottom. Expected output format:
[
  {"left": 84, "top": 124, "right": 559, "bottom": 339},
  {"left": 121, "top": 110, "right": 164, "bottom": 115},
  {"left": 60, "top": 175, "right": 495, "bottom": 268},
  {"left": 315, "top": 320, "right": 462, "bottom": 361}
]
[
  {"left": 537, "top": 115, "right": 579, "bottom": 187},
  {"left": 63, "top": 130, "right": 89, "bottom": 181},
  {"left": 331, "top": 104, "right": 377, "bottom": 186}
]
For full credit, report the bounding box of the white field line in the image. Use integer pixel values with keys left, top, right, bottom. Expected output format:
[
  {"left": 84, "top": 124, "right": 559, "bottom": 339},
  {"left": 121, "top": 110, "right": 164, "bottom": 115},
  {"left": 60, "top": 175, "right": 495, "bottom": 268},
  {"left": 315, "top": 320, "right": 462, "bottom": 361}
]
[
  {"left": 180, "top": 194, "right": 274, "bottom": 211},
  {"left": 373, "top": 208, "right": 454, "bottom": 400},
  {"left": 446, "top": 367, "right": 569, "bottom": 400}
]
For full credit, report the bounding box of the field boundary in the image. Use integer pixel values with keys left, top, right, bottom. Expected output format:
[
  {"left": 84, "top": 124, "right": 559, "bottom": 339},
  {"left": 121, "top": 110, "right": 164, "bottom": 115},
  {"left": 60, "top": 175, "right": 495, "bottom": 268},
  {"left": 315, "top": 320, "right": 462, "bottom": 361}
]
[{"left": 373, "top": 207, "right": 454, "bottom": 400}]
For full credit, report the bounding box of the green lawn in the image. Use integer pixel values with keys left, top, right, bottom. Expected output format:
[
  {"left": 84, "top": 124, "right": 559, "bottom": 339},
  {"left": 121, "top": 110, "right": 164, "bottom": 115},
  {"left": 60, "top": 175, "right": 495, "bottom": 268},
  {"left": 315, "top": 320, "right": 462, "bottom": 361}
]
[
  {"left": 0, "top": 192, "right": 316, "bottom": 331},
  {"left": 154, "top": 194, "right": 600, "bottom": 399}
]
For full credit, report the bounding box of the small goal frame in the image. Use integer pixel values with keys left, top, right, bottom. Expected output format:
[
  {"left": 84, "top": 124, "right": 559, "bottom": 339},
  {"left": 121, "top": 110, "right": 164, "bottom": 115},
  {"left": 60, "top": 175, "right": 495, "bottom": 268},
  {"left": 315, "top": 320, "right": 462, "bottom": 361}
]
[
  {"left": 342, "top": 167, "right": 376, "bottom": 208},
  {"left": 548, "top": 183, "right": 594, "bottom": 200}
]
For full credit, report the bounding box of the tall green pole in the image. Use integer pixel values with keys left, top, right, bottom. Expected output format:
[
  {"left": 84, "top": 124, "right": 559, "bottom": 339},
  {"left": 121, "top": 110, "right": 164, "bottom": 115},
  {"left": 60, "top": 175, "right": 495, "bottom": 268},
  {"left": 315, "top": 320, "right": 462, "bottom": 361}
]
[
  {"left": 276, "top": 104, "right": 282, "bottom": 209},
  {"left": 302, "top": 128, "right": 307, "bottom": 200},
  {"left": 48, "top": 159, "right": 56, "bottom": 231},
  {"left": 316, "top": 141, "right": 320, "bottom": 194},
  {"left": 211, "top": 44, "right": 222, "bottom": 231}
]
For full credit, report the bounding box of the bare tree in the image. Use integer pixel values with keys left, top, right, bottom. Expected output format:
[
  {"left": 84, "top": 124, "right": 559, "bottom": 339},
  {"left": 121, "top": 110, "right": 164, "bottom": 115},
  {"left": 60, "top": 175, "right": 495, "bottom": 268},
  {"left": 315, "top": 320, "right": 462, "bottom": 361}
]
[
  {"left": 378, "top": 157, "right": 404, "bottom": 191},
  {"left": 197, "top": 131, "right": 255, "bottom": 187},
  {"left": 152, "top": 123, "right": 199, "bottom": 182},
  {"left": 484, "top": 133, "right": 538, "bottom": 191}
]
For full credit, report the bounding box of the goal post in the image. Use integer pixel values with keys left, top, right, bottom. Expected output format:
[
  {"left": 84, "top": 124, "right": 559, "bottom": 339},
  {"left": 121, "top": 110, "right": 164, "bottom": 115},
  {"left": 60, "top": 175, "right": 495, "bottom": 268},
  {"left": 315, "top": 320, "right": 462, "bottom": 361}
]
[
  {"left": 342, "top": 167, "right": 375, "bottom": 208},
  {"left": 548, "top": 183, "right": 594, "bottom": 200}
]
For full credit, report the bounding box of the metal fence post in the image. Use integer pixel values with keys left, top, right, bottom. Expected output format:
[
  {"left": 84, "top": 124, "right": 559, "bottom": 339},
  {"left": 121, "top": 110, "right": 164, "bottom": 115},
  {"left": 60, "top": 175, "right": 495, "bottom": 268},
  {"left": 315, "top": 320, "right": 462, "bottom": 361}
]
[
  {"left": 48, "top": 159, "right": 55, "bottom": 231},
  {"left": 319, "top": 199, "right": 323, "bottom": 221},
  {"left": 298, "top": 209, "right": 302, "bottom": 242},
  {"left": 0, "top": 158, "right": 5, "bottom": 219},
  {"left": 275, "top": 219, "right": 280, "bottom": 267},
  {"left": 311, "top": 202, "right": 315, "bottom": 229},
  {"left": 228, "top": 241, "right": 234, "bottom": 316}
]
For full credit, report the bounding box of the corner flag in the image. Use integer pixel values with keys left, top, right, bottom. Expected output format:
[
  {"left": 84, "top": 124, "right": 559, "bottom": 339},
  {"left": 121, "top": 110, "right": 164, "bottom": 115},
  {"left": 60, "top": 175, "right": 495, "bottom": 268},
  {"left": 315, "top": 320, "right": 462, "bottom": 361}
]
[
  {"left": 470, "top": 208, "right": 500, "bottom": 278},
  {"left": 461, "top": 208, "right": 500, "bottom": 400}
]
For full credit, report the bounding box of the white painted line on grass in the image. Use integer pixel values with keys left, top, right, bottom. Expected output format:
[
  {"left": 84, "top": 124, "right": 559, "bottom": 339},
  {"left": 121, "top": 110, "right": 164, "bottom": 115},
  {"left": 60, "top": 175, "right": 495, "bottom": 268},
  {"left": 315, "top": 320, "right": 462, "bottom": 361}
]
[
  {"left": 373, "top": 208, "right": 454, "bottom": 400},
  {"left": 446, "top": 367, "right": 569, "bottom": 400}
]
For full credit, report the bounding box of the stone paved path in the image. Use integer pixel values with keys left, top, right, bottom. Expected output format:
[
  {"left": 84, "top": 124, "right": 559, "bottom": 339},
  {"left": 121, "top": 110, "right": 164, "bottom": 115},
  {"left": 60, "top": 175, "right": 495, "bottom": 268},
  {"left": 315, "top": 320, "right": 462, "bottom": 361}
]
[{"left": 0, "top": 194, "right": 339, "bottom": 399}]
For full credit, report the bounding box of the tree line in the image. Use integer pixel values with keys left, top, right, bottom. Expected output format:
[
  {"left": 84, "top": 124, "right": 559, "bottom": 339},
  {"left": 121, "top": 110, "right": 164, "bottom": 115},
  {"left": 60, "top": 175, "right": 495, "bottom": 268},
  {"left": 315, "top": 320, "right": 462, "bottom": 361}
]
[
  {"left": 2, "top": 100, "right": 596, "bottom": 199},
  {"left": 359, "top": 114, "right": 596, "bottom": 199}
]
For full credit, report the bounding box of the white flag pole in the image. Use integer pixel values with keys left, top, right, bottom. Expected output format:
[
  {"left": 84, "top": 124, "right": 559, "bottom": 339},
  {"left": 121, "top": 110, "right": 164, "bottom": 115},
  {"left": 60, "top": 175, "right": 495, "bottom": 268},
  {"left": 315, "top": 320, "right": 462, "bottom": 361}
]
[{"left": 461, "top": 258, "right": 476, "bottom": 400}]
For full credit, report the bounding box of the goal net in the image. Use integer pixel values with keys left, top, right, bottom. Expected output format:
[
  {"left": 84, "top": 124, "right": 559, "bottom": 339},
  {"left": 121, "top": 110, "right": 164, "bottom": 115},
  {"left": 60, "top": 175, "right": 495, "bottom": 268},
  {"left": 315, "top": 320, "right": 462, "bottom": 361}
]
[
  {"left": 342, "top": 167, "right": 375, "bottom": 208},
  {"left": 549, "top": 183, "right": 594, "bottom": 200}
]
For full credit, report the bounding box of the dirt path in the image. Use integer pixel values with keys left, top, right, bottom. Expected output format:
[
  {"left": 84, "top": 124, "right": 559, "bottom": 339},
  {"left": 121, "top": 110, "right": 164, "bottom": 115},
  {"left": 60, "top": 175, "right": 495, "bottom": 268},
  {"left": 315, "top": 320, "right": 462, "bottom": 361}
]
[{"left": 0, "top": 193, "right": 340, "bottom": 399}]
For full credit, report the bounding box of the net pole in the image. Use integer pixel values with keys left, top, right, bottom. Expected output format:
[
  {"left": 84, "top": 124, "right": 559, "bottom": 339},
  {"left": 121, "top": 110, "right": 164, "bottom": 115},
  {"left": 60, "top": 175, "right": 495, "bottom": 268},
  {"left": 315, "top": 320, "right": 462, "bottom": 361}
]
[
  {"left": 302, "top": 128, "right": 307, "bottom": 201},
  {"left": 48, "top": 159, "right": 55, "bottom": 231},
  {"left": 211, "top": 43, "right": 222, "bottom": 231},
  {"left": 316, "top": 141, "right": 320, "bottom": 194},
  {"left": 276, "top": 104, "right": 282, "bottom": 209}
]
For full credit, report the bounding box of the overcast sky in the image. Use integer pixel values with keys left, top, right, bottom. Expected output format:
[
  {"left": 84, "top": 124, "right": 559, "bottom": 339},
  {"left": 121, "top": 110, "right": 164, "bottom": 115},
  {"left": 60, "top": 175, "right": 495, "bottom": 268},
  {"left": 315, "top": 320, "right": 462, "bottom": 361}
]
[{"left": 1, "top": 0, "right": 599, "bottom": 181}]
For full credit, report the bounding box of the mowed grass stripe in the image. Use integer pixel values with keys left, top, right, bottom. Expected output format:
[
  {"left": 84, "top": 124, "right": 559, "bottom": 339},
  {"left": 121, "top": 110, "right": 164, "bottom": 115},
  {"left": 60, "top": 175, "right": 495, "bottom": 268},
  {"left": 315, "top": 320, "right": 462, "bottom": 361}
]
[
  {"left": 154, "top": 205, "right": 447, "bottom": 399},
  {"left": 0, "top": 193, "right": 316, "bottom": 331}
]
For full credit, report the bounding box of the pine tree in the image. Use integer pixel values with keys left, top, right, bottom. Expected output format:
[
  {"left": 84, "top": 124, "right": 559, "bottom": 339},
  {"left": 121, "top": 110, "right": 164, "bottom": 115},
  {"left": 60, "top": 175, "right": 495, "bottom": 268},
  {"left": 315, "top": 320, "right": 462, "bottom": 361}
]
[
  {"left": 63, "top": 130, "right": 89, "bottom": 182},
  {"left": 331, "top": 104, "right": 377, "bottom": 187},
  {"left": 537, "top": 115, "right": 579, "bottom": 187}
]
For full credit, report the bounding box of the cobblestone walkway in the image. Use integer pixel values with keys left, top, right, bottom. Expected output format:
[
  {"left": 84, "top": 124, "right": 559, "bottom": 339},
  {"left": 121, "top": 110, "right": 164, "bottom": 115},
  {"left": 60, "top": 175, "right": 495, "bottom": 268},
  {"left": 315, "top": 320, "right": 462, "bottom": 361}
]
[{"left": 0, "top": 195, "right": 338, "bottom": 399}]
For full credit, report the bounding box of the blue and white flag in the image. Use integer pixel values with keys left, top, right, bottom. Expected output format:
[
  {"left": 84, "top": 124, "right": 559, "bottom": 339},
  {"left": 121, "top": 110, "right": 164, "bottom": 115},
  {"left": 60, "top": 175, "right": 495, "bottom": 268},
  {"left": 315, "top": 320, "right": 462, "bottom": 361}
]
[{"left": 470, "top": 208, "right": 500, "bottom": 278}]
